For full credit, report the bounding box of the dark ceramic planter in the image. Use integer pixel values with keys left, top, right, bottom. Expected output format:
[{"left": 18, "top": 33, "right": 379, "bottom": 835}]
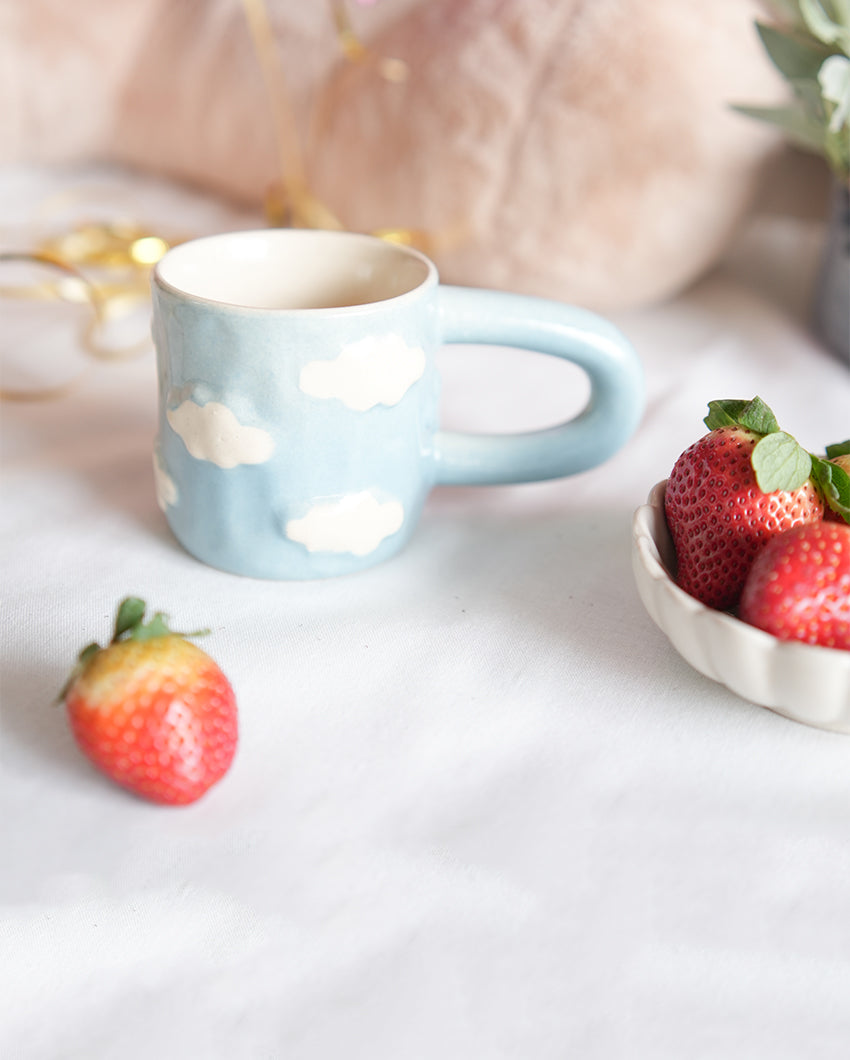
[{"left": 813, "top": 180, "right": 850, "bottom": 367}]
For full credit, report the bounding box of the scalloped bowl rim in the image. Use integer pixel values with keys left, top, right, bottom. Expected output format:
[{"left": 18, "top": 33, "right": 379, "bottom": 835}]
[{"left": 632, "top": 480, "right": 850, "bottom": 734}]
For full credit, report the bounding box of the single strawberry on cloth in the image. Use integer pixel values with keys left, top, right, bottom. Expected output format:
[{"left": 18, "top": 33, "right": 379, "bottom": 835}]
[{"left": 63, "top": 597, "right": 238, "bottom": 805}]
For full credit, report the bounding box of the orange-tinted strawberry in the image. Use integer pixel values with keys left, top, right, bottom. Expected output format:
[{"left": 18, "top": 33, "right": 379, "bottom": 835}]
[
  {"left": 740, "top": 522, "right": 850, "bottom": 650},
  {"left": 63, "top": 598, "right": 237, "bottom": 805}
]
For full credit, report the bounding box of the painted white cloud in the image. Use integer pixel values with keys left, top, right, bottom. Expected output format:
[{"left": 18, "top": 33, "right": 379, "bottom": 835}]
[
  {"left": 166, "top": 400, "right": 274, "bottom": 470},
  {"left": 152, "top": 451, "right": 178, "bottom": 510},
  {"left": 299, "top": 333, "right": 426, "bottom": 411},
  {"left": 285, "top": 491, "right": 404, "bottom": 556}
]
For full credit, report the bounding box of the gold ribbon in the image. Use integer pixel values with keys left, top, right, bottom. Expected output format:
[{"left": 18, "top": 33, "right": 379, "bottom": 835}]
[
  {"left": 243, "top": 0, "right": 409, "bottom": 229},
  {"left": 1, "top": 1, "right": 464, "bottom": 401},
  {"left": 0, "top": 243, "right": 168, "bottom": 401}
]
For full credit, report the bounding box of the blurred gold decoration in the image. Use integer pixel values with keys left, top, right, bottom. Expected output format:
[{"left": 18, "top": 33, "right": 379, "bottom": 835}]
[
  {"left": 1, "top": 252, "right": 109, "bottom": 401},
  {"left": 0, "top": 220, "right": 178, "bottom": 400},
  {"left": 245, "top": 0, "right": 441, "bottom": 248},
  {"left": 330, "top": 1, "right": 409, "bottom": 83},
  {"left": 242, "top": 0, "right": 345, "bottom": 230},
  {"left": 0, "top": 1, "right": 464, "bottom": 401},
  {"left": 37, "top": 220, "right": 172, "bottom": 330}
]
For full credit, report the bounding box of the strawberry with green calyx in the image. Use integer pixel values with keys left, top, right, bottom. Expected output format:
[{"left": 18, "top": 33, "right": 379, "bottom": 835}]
[
  {"left": 740, "top": 522, "right": 850, "bottom": 650},
  {"left": 703, "top": 400, "right": 850, "bottom": 524},
  {"left": 664, "top": 397, "right": 826, "bottom": 610},
  {"left": 63, "top": 597, "right": 237, "bottom": 805}
]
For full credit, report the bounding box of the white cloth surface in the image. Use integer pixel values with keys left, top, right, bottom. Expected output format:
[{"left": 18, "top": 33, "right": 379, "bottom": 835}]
[{"left": 2, "top": 165, "right": 850, "bottom": 1060}]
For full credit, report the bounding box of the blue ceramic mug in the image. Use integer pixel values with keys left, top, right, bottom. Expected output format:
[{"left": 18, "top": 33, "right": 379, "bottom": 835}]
[{"left": 152, "top": 229, "right": 643, "bottom": 579}]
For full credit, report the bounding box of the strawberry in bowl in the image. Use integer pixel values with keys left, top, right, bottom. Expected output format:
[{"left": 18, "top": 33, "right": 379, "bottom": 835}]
[
  {"left": 664, "top": 397, "right": 848, "bottom": 611},
  {"left": 740, "top": 522, "right": 850, "bottom": 651},
  {"left": 631, "top": 398, "right": 850, "bottom": 731}
]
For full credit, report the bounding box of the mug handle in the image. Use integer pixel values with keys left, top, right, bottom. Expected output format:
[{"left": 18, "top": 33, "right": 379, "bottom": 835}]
[{"left": 433, "top": 286, "right": 644, "bottom": 486}]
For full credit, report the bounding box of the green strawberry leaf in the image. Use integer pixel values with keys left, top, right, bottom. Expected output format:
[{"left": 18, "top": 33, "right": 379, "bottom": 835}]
[
  {"left": 704, "top": 399, "right": 747, "bottom": 429},
  {"left": 125, "top": 609, "right": 209, "bottom": 642},
  {"left": 131, "top": 612, "right": 173, "bottom": 641},
  {"left": 78, "top": 642, "right": 102, "bottom": 665},
  {"left": 826, "top": 439, "right": 850, "bottom": 458},
  {"left": 110, "top": 597, "right": 208, "bottom": 643},
  {"left": 732, "top": 103, "right": 829, "bottom": 153},
  {"left": 61, "top": 598, "right": 211, "bottom": 704},
  {"left": 704, "top": 396, "right": 780, "bottom": 435},
  {"left": 57, "top": 641, "right": 102, "bottom": 703},
  {"left": 751, "top": 431, "right": 813, "bottom": 491},
  {"left": 811, "top": 454, "right": 850, "bottom": 523},
  {"left": 113, "top": 596, "right": 146, "bottom": 642}
]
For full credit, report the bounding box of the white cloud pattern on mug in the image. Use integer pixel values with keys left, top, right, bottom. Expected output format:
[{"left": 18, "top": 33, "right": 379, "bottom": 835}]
[
  {"left": 299, "top": 334, "right": 426, "bottom": 411},
  {"left": 167, "top": 400, "right": 275, "bottom": 469},
  {"left": 285, "top": 491, "right": 405, "bottom": 555},
  {"left": 153, "top": 450, "right": 178, "bottom": 510}
]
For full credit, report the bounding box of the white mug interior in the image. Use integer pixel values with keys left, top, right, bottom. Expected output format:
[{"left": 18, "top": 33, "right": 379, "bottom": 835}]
[{"left": 155, "top": 229, "right": 435, "bottom": 311}]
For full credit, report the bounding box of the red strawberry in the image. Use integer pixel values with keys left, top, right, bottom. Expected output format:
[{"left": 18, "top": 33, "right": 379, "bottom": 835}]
[
  {"left": 63, "top": 598, "right": 237, "bottom": 805},
  {"left": 739, "top": 522, "right": 850, "bottom": 650},
  {"left": 664, "top": 399, "right": 825, "bottom": 610}
]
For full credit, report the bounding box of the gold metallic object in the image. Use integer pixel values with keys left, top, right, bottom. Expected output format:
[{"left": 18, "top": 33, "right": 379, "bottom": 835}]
[
  {"left": 0, "top": 0, "right": 462, "bottom": 402},
  {"left": 330, "top": 1, "right": 409, "bottom": 81},
  {"left": 0, "top": 222, "right": 172, "bottom": 399}
]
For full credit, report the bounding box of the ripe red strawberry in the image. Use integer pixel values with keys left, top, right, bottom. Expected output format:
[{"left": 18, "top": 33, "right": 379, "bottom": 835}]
[
  {"left": 63, "top": 598, "right": 237, "bottom": 805},
  {"left": 739, "top": 522, "right": 850, "bottom": 649},
  {"left": 664, "top": 400, "right": 825, "bottom": 610}
]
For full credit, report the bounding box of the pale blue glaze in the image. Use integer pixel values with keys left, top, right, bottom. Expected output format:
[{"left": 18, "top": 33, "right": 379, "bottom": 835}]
[
  {"left": 435, "top": 286, "right": 644, "bottom": 485},
  {"left": 152, "top": 231, "right": 643, "bottom": 579}
]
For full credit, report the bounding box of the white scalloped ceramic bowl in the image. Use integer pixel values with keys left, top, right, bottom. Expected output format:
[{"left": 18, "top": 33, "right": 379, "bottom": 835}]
[{"left": 632, "top": 481, "right": 850, "bottom": 733}]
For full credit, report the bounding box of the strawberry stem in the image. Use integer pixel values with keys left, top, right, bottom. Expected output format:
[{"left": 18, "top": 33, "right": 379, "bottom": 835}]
[
  {"left": 704, "top": 396, "right": 780, "bottom": 435},
  {"left": 108, "top": 597, "right": 210, "bottom": 644},
  {"left": 130, "top": 612, "right": 173, "bottom": 642},
  {"left": 60, "top": 598, "right": 211, "bottom": 704},
  {"left": 113, "top": 597, "right": 146, "bottom": 642},
  {"left": 702, "top": 399, "right": 850, "bottom": 519},
  {"left": 811, "top": 455, "right": 850, "bottom": 524}
]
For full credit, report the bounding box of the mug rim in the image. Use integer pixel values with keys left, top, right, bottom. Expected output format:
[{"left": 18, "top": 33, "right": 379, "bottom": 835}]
[{"left": 153, "top": 228, "right": 439, "bottom": 315}]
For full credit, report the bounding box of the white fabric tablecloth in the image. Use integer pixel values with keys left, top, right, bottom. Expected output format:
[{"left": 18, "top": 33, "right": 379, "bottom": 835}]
[{"left": 2, "top": 166, "right": 850, "bottom": 1060}]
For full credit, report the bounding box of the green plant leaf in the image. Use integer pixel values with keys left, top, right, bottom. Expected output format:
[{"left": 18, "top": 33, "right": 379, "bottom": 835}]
[
  {"left": 704, "top": 397, "right": 780, "bottom": 434},
  {"left": 752, "top": 431, "right": 813, "bottom": 491},
  {"left": 756, "top": 21, "right": 831, "bottom": 78},
  {"left": 792, "top": 74, "right": 831, "bottom": 117},
  {"left": 732, "top": 103, "right": 829, "bottom": 152},
  {"left": 799, "top": 0, "right": 850, "bottom": 51},
  {"left": 835, "top": 0, "right": 850, "bottom": 28},
  {"left": 811, "top": 454, "right": 850, "bottom": 522},
  {"left": 826, "top": 438, "right": 850, "bottom": 457},
  {"left": 113, "top": 596, "right": 146, "bottom": 641},
  {"left": 824, "top": 122, "right": 850, "bottom": 174},
  {"left": 764, "top": 0, "right": 808, "bottom": 27}
]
